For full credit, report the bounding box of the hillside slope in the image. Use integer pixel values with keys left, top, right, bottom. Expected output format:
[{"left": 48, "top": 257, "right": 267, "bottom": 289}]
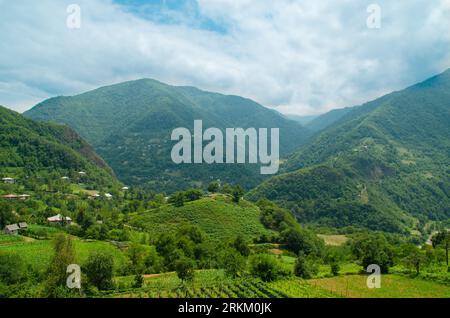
[
  {"left": 305, "top": 107, "right": 355, "bottom": 132},
  {"left": 248, "top": 70, "right": 450, "bottom": 234},
  {"left": 25, "top": 79, "right": 310, "bottom": 192},
  {"left": 0, "top": 105, "right": 117, "bottom": 187},
  {"left": 128, "top": 196, "right": 273, "bottom": 241}
]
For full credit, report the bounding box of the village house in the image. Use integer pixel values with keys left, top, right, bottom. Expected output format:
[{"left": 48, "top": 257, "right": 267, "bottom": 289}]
[
  {"left": 2, "top": 177, "right": 15, "bottom": 184},
  {"left": 122, "top": 186, "right": 129, "bottom": 191},
  {"left": 105, "top": 193, "right": 113, "bottom": 199},
  {"left": 88, "top": 193, "right": 101, "bottom": 200},
  {"left": 3, "top": 222, "right": 27, "bottom": 235},
  {"left": 47, "top": 214, "right": 72, "bottom": 225},
  {"left": 1, "top": 194, "right": 31, "bottom": 200},
  {"left": 3, "top": 224, "right": 20, "bottom": 235},
  {"left": 2, "top": 194, "right": 19, "bottom": 200},
  {"left": 18, "top": 222, "right": 28, "bottom": 230}
]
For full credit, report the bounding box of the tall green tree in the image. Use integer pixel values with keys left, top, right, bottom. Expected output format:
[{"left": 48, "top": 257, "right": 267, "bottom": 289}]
[
  {"left": 45, "top": 234, "right": 76, "bottom": 297},
  {"left": 84, "top": 251, "right": 114, "bottom": 290}
]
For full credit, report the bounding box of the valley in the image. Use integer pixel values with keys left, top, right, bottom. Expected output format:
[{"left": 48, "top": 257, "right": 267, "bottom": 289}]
[{"left": 0, "top": 71, "right": 449, "bottom": 299}]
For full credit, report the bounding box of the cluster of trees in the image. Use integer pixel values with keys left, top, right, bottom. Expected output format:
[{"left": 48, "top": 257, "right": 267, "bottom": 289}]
[{"left": 168, "top": 182, "right": 245, "bottom": 207}]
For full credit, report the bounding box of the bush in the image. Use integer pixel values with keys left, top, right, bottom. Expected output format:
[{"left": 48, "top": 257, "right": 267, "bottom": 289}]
[
  {"left": 330, "top": 262, "right": 340, "bottom": 276},
  {"left": 83, "top": 251, "right": 114, "bottom": 290},
  {"left": 232, "top": 235, "right": 251, "bottom": 256},
  {"left": 293, "top": 255, "right": 319, "bottom": 279},
  {"left": 281, "top": 228, "right": 324, "bottom": 256},
  {"left": 0, "top": 253, "right": 26, "bottom": 285},
  {"left": 222, "top": 249, "right": 247, "bottom": 278},
  {"left": 350, "top": 233, "right": 394, "bottom": 273},
  {"left": 175, "top": 257, "right": 195, "bottom": 282},
  {"left": 249, "top": 254, "right": 282, "bottom": 282}
]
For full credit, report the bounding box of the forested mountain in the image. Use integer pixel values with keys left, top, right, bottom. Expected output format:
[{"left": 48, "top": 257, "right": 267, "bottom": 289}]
[
  {"left": 25, "top": 79, "right": 310, "bottom": 192},
  {"left": 304, "top": 107, "right": 355, "bottom": 132},
  {"left": 0, "top": 105, "right": 117, "bottom": 187},
  {"left": 248, "top": 69, "right": 450, "bottom": 234},
  {"left": 285, "top": 114, "right": 318, "bottom": 126}
]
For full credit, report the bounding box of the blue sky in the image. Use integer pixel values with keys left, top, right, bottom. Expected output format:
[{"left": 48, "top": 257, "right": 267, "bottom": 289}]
[
  {"left": 113, "top": 0, "right": 227, "bottom": 33},
  {"left": 0, "top": 0, "right": 449, "bottom": 114}
]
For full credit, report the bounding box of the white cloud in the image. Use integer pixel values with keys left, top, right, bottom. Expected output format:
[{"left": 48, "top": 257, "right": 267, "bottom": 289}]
[{"left": 0, "top": 0, "right": 449, "bottom": 115}]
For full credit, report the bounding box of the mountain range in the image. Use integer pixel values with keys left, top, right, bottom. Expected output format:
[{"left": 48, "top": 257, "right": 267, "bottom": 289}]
[
  {"left": 20, "top": 69, "right": 450, "bottom": 234},
  {"left": 248, "top": 69, "right": 450, "bottom": 234},
  {"left": 0, "top": 105, "right": 117, "bottom": 187},
  {"left": 25, "top": 79, "right": 310, "bottom": 192}
]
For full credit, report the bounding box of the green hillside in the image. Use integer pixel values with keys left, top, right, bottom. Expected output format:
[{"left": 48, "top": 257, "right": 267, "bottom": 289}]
[
  {"left": 0, "top": 106, "right": 117, "bottom": 187},
  {"left": 305, "top": 106, "right": 355, "bottom": 132},
  {"left": 25, "top": 79, "right": 311, "bottom": 192},
  {"left": 129, "top": 196, "right": 273, "bottom": 241},
  {"left": 248, "top": 69, "right": 450, "bottom": 233}
]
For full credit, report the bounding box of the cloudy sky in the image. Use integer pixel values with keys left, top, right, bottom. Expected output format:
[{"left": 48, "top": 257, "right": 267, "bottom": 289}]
[{"left": 1, "top": 0, "right": 450, "bottom": 115}]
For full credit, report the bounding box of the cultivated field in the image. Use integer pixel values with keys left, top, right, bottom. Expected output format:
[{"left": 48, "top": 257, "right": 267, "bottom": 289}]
[{"left": 308, "top": 274, "right": 450, "bottom": 298}]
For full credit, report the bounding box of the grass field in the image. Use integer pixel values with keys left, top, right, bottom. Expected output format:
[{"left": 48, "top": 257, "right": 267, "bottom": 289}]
[
  {"left": 0, "top": 237, "right": 127, "bottom": 273},
  {"left": 317, "top": 234, "right": 349, "bottom": 246},
  {"left": 308, "top": 274, "right": 450, "bottom": 298},
  {"left": 129, "top": 197, "right": 273, "bottom": 241}
]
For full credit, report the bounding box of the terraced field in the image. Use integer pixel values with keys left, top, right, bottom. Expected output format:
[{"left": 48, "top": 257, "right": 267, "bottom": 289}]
[{"left": 108, "top": 270, "right": 336, "bottom": 298}]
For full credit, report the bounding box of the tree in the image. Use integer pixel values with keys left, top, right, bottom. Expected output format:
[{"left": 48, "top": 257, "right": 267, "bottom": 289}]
[
  {"left": 232, "top": 185, "right": 244, "bottom": 203},
  {"left": 232, "top": 235, "right": 251, "bottom": 256},
  {"left": 169, "top": 192, "right": 185, "bottom": 207},
  {"left": 249, "top": 254, "right": 281, "bottom": 282},
  {"left": 133, "top": 273, "right": 144, "bottom": 288},
  {"left": 293, "top": 254, "right": 319, "bottom": 279},
  {"left": 281, "top": 227, "right": 324, "bottom": 256},
  {"left": 0, "top": 253, "right": 26, "bottom": 285},
  {"left": 401, "top": 245, "right": 424, "bottom": 275},
  {"left": 84, "top": 251, "right": 114, "bottom": 290},
  {"left": 330, "top": 262, "right": 340, "bottom": 276},
  {"left": 175, "top": 257, "right": 195, "bottom": 282},
  {"left": 127, "top": 243, "right": 146, "bottom": 274},
  {"left": 222, "top": 249, "right": 246, "bottom": 278},
  {"left": 207, "top": 181, "right": 220, "bottom": 193},
  {"left": 45, "top": 234, "right": 76, "bottom": 297},
  {"left": 432, "top": 231, "right": 449, "bottom": 270},
  {"left": 184, "top": 189, "right": 203, "bottom": 202},
  {"left": 350, "top": 233, "right": 394, "bottom": 274},
  {"left": 0, "top": 202, "right": 15, "bottom": 228}
]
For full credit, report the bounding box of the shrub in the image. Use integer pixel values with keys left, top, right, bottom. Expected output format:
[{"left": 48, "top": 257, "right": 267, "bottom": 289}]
[
  {"left": 293, "top": 255, "right": 319, "bottom": 279},
  {"left": 175, "top": 257, "right": 195, "bottom": 282},
  {"left": 249, "top": 254, "right": 282, "bottom": 282},
  {"left": 222, "top": 249, "right": 247, "bottom": 278},
  {"left": 83, "top": 251, "right": 114, "bottom": 290}
]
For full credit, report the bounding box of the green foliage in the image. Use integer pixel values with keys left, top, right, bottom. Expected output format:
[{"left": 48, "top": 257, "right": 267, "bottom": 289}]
[
  {"left": 293, "top": 254, "right": 319, "bottom": 279},
  {"left": 330, "top": 262, "right": 340, "bottom": 276},
  {"left": 25, "top": 80, "right": 310, "bottom": 192},
  {"left": 350, "top": 233, "right": 394, "bottom": 273},
  {"left": 0, "top": 106, "right": 117, "bottom": 188},
  {"left": 281, "top": 227, "right": 324, "bottom": 257},
  {"left": 207, "top": 181, "right": 220, "bottom": 193},
  {"left": 44, "top": 234, "right": 76, "bottom": 297},
  {"left": 130, "top": 197, "right": 272, "bottom": 242},
  {"left": 221, "top": 249, "right": 247, "bottom": 278},
  {"left": 231, "top": 235, "right": 251, "bottom": 257},
  {"left": 0, "top": 253, "right": 26, "bottom": 285},
  {"left": 249, "top": 254, "right": 284, "bottom": 282},
  {"left": 84, "top": 251, "right": 114, "bottom": 290},
  {"left": 174, "top": 257, "right": 195, "bottom": 282},
  {"left": 248, "top": 70, "right": 450, "bottom": 233}
]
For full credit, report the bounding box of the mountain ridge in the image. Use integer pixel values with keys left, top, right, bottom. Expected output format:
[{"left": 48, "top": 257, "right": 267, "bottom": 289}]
[{"left": 25, "top": 79, "right": 311, "bottom": 192}]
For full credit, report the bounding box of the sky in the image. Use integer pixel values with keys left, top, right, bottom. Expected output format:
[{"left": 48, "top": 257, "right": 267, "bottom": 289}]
[{"left": 0, "top": 0, "right": 450, "bottom": 115}]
